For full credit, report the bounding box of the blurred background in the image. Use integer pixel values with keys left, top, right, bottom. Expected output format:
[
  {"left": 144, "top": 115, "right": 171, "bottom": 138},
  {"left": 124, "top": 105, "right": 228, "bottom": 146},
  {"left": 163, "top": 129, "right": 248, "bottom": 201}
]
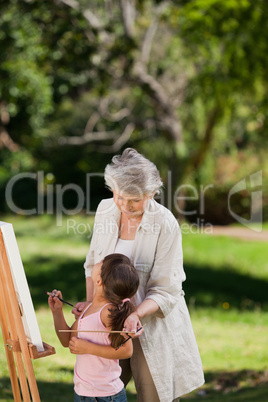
[{"left": 0, "top": 0, "right": 268, "bottom": 401}]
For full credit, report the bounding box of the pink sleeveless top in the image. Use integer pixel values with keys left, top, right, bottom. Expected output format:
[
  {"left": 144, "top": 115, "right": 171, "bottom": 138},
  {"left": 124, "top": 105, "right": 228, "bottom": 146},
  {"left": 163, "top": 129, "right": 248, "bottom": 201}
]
[{"left": 74, "top": 303, "right": 124, "bottom": 397}]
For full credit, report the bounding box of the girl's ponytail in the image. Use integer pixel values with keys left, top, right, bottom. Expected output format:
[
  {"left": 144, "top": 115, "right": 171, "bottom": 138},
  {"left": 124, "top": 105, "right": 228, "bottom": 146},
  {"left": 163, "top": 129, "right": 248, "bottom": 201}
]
[
  {"left": 100, "top": 254, "right": 140, "bottom": 349},
  {"left": 108, "top": 299, "right": 136, "bottom": 348}
]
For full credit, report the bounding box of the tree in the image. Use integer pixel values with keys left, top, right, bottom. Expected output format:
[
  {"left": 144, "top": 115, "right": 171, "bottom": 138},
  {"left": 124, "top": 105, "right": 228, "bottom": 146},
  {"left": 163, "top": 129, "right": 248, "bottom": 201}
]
[
  {"left": 1, "top": 0, "right": 267, "bottom": 218},
  {"left": 50, "top": 0, "right": 268, "bottom": 209}
]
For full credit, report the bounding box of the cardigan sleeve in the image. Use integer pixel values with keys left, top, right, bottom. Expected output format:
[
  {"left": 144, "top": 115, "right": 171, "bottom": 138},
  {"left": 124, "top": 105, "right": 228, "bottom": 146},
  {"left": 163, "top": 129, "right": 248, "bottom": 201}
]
[
  {"left": 145, "top": 213, "right": 186, "bottom": 318},
  {"left": 83, "top": 200, "right": 104, "bottom": 277},
  {"left": 84, "top": 228, "right": 97, "bottom": 278}
]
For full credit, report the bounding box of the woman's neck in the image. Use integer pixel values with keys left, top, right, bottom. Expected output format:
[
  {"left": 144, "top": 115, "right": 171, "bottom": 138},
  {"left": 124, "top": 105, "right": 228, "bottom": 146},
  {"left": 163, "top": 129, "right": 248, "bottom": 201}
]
[{"left": 119, "top": 213, "right": 143, "bottom": 240}]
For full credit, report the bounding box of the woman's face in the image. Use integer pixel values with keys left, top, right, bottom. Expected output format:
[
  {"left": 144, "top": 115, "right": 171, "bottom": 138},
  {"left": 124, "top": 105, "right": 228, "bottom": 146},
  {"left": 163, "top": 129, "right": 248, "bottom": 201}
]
[{"left": 113, "top": 191, "right": 150, "bottom": 218}]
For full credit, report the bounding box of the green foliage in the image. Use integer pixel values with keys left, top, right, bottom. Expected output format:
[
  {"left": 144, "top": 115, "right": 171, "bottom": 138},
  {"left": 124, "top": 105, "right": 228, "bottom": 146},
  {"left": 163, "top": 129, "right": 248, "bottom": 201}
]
[
  {"left": 176, "top": 0, "right": 268, "bottom": 147},
  {"left": 0, "top": 148, "right": 36, "bottom": 211},
  {"left": 0, "top": 0, "right": 268, "bottom": 222},
  {"left": 0, "top": 2, "right": 53, "bottom": 135},
  {"left": 0, "top": 0, "right": 101, "bottom": 143}
]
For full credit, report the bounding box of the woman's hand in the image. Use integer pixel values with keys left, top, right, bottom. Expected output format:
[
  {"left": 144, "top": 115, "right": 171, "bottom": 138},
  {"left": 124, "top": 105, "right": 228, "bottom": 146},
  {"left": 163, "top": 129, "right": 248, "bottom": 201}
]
[
  {"left": 72, "top": 301, "right": 90, "bottom": 319},
  {"left": 123, "top": 313, "right": 144, "bottom": 338},
  {"left": 48, "top": 289, "right": 63, "bottom": 313},
  {"left": 69, "top": 337, "right": 90, "bottom": 354},
  {"left": 122, "top": 300, "right": 160, "bottom": 338}
]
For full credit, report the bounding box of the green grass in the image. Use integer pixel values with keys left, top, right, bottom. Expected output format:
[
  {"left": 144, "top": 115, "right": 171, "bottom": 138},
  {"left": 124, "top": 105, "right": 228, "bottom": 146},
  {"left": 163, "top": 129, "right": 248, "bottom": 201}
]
[
  {"left": 0, "top": 214, "right": 268, "bottom": 401},
  {"left": 182, "top": 233, "right": 268, "bottom": 313}
]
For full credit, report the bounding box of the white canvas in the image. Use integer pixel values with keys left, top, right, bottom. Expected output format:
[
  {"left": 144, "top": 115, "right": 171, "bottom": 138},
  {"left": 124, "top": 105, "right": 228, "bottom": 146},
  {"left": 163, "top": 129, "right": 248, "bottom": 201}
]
[{"left": 0, "top": 222, "right": 44, "bottom": 352}]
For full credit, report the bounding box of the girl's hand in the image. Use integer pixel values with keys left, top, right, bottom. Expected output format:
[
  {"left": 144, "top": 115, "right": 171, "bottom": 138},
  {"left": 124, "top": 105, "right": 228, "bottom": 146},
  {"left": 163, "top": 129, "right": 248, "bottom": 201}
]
[
  {"left": 72, "top": 301, "right": 89, "bottom": 320},
  {"left": 123, "top": 313, "right": 144, "bottom": 338},
  {"left": 48, "top": 289, "right": 63, "bottom": 313},
  {"left": 69, "top": 337, "right": 90, "bottom": 355}
]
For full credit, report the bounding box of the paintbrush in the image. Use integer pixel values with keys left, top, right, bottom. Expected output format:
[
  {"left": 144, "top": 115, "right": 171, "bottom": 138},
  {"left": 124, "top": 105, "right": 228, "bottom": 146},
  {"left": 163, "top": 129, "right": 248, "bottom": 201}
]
[
  {"left": 115, "top": 324, "right": 146, "bottom": 350},
  {"left": 46, "top": 291, "right": 78, "bottom": 309}
]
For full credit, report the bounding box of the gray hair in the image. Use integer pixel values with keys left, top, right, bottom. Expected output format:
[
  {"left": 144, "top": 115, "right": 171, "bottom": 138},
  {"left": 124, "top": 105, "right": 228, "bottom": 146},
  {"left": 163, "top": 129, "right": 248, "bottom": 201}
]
[{"left": 104, "top": 148, "right": 163, "bottom": 196}]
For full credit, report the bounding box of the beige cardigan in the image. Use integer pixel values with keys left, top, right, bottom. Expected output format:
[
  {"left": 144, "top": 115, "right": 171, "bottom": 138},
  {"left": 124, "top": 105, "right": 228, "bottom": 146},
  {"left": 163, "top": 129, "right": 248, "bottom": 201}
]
[{"left": 84, "top": 198, "right": 204, "bottom": 401}]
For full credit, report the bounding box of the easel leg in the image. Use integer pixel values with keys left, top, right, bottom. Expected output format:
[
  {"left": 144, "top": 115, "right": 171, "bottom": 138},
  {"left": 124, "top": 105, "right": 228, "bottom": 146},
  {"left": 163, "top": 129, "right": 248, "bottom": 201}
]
[
  {"left": 0, "top": 290, "right": 21, "bottom": 401},
  {"left": 0, "top": 234, "right": 40, "bottom": 402},
  {"left": 0, "top": 251, "right": 31, "bottom": 401}
]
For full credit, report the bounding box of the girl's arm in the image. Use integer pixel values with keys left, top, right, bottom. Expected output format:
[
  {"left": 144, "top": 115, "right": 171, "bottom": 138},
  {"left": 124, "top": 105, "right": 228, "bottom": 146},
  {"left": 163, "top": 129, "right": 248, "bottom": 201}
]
[
  {"left": 48, "top": 290, "right": 78, "bottom": 347},
  {"left": 69, "top": 304, "right": 133, "bottom": 359},
  {"left": 69, "top": 336, "right": 133, "bottom": 359}
]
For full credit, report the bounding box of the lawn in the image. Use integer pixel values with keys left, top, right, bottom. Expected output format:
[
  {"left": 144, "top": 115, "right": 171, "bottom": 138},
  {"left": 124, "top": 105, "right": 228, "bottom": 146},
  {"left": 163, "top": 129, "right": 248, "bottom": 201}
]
[{"left": 0, "top": 214, "right": 267, "bottom": 401}]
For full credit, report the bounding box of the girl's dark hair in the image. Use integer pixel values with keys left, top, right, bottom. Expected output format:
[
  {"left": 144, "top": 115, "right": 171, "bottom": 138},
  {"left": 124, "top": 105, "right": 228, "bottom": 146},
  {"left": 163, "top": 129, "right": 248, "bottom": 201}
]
[{"left": 101, "top": 253, "right": 139, "bottom": 348}]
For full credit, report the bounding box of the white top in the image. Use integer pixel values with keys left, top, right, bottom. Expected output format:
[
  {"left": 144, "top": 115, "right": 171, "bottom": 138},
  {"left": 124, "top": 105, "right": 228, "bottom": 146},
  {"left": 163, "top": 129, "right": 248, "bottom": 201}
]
[{"left": 114, "top": 238, "right": 134, "bottom": 260}]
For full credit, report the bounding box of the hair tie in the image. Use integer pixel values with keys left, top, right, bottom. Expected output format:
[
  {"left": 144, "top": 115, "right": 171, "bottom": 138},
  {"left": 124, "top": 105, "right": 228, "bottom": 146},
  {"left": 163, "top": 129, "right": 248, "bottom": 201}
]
[{"left": 122, "top": 298, "right": 130, "bottom": 304}]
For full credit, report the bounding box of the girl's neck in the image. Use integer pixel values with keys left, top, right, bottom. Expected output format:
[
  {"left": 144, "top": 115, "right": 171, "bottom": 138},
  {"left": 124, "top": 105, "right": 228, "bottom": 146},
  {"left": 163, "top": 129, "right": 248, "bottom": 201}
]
[
  {"left": 91, "top": 291, "right": 108, "bottom": 307},
  {"left": 83, "top": 294, "right": 110, "bottom": 318}
]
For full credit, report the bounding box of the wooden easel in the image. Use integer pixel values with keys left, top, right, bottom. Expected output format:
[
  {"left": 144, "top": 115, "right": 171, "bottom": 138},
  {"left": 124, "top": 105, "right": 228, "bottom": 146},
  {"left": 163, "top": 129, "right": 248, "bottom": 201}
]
[{"left": 0, "top": 231, "right": 55, "bottom": 401}]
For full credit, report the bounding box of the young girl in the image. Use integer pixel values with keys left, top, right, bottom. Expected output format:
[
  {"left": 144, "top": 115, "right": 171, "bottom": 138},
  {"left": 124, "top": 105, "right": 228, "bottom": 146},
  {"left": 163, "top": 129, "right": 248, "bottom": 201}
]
[{"left": 48, "top": 253, "right": 140, "bottom": 402}]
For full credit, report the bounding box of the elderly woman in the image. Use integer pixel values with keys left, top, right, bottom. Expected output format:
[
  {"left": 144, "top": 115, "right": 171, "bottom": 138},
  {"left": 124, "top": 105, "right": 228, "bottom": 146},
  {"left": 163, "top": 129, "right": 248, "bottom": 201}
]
[{"left": 82, "top": 148, "right": 204, "bottom": 402}]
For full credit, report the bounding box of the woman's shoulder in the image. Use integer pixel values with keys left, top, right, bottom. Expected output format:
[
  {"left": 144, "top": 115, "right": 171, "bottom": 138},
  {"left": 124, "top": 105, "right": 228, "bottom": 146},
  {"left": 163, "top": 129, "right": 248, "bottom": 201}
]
[
  {"left": 95, "top": 198, "right": 117, "bottom": 217},
  {"left": 146, "top": 200, "right": 181, "bottom": 236},
  {"left": 97, "top": 198, "right": 114, "bottom": 211},
  {"left": 149, "top": 199, "right": 178, "bottom": 222}
]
